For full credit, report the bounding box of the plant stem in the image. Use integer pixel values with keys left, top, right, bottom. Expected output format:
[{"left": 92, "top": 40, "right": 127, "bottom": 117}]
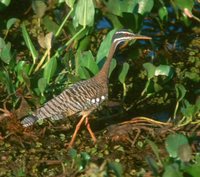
[{"left": 55, "top": 8, "right": 74, "bottom": 37}]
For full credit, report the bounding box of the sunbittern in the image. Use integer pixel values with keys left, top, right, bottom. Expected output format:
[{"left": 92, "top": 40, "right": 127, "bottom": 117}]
[{"left": 21, "top": 29, "right": 151, "bottom": 148}]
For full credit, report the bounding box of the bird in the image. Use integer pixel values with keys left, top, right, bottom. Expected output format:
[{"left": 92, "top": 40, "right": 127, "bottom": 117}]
[{"left": 21, "top": 29, "right": 151, "bottom": 148}]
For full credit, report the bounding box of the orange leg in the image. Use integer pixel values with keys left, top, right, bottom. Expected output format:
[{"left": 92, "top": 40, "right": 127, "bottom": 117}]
[
  {"left": 85, "top": 117, "right": 97, "bottom": 143},
  {"left": 68, "top": 115, "right": 86, "bottom": 148}
]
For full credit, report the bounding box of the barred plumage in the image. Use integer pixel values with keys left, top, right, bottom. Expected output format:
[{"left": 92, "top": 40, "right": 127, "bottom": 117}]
[{"left": 21, "top": 29, "right": 151, "bottom": 147}]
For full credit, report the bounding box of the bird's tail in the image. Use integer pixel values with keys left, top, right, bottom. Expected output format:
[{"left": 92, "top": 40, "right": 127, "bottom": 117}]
[{"left": 21, "top": 115, "right": 38, "bottom": 127}]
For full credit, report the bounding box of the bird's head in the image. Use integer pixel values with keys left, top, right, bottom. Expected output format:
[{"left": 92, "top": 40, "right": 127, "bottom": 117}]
[{"left": 112, "top": 29, "right": 151, "bottom": 50}]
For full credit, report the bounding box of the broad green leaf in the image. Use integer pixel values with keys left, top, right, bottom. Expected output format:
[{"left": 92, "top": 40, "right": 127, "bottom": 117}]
[
  {"left": 65, "top": 0, "right": 75, "bottom": 8},
  {"left": 78, "top": 67, "right": 91, "bottom": 79},
  {"left": 6, "top": 18, "right": 19, "bottom": 30},
  {"left": 165, "top": 133, "right": 189, "bottom": 158},
  {"left": 155, "top": 65, "right": 171, "bottom": 76},
  {"left": 175, "top": 84, "right": 186, "bottom": 101},
  {"left": 0, "top": 41, "right": 11, "bottom": 64},
  {"left": 118, "top": 62, "right": 129, "bottom": 84},
  {"left": 137, "top": 0, "right": 154, "bottom": 15},
  {"left": 143, "top": 63, "right": 156, "bottom": 79},
  {"left": 38, "top": 77, "right": 47, "bottom": 95},
  {"left": 21, "top": 23, "right": 38, "bottom": 64},
  {"left": 174, "top": 0, "right": 194, "bottom": 11},
  {"left": 43, "top": 16, "right": 59, "bottom": 35},
  {"left": 75, "top": 0, "right": 95, "bottom": 27},
  {"left": 43, "top": 56, "right": 57, "bottom": 84},
  {"left": 103, "top": 0, "right": 122, "bottom": 16},
  {"left": 15, "top": 61, "right": 30, "bottom": 83},
  {"left": 32, "top": 0, "right": 47, "bottom": 18},
  {"left": 163, "top": 164, "right": 183, "bottom": 177},
  {"left": 96, "top": 29, "right": 116, "bottom": 63},
  {"left": 159, "top": 6, "right": 168, "bottom": 21},
  {"left": 79, "top": 51, "right": 99, "bottom": 75}
]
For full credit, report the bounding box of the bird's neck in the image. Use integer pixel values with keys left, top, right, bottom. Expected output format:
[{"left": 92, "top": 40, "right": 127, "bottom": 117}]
[{"left": 96, "top": 43, "right": 116, "bottom": 82}]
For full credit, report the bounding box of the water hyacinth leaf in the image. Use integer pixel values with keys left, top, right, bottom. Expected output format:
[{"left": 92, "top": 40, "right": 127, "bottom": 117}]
[
  {"left": 119, "top": 62, "right": 129, "bottom": 84},
  {"left": 155, "top": 65, "right": 171, "bottom": 76},
  {"left": 38, "top": 77, "right": 47, "bottom": 95},
  {"left": 75, "top": 0, "right": 95, "bottom": 27},
  {"left": 174, "top": 0, "right": 194, "bottom": 11},
  {"left": 6, "top": 18, "right": 18, "bottom": 30},
  {"left": 65, "top": 0, "right": 75, "bottom": 8},
  {"left": 137, "top": 0, "right": 154, "bottom": 15},
  {"left": 32, "top": 0, "right": 47, "bottom": 18},
  {"left": 109, "top": 59, "right": 117, "bottom": 77},
  {"left": 143, "top": 62, "right": 156, "bottom": 79},
  {"left": 79, "top": 51, "right": 99, "bottom": 75},
  {"left": 21, "top": 23, "right": 38, "bottom": 64},
  {"left": 159, "top": 6, "right": 168, "bottom": 21},
  {"left": 175, "top": 84, "right": 186, "bottom": 101},
  {"left": 0, "top": 0, "right": 11, "bottom": 11},
  {"left": 165, "top": 133, "right": 189, "bottom": 158},
  {"left": 43, "top": 56, "right": 57, "bottom": 84},
  {"left": 96, "top": 29, "right": 116, "bottom": 63},
  {"left": 0, "top": 41, "right": 11, "bottom": 64}
]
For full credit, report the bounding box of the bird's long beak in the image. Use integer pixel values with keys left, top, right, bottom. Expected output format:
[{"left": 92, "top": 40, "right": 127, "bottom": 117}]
[{"left": 132, "top": 34, "right": 152, "bottom": 40}]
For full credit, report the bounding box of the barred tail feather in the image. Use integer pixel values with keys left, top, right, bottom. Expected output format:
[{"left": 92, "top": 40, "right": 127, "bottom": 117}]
[{"left": 21, "top": 115, "right": 38, "bottom": 127}]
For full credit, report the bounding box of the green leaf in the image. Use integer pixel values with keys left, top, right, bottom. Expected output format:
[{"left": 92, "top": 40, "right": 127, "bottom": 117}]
[
  {"left": 43, "top": 56, "right": 57, "bottom": 84},
  {"left": 165, "top": 133, "right": 189, "bottom": 159},
  {"left": 137, "top": 0, "right": 154, "bottom": 15},
  {"left": 43, "top": 16, "right": 59, "bottom": 35},
  {"left": 32, "top": 0, "right": 47, "bottom": 18},
  {"left": 96, "top": 29, "right": 116, "bottom": 63},
  {"left": 75, "top": 0, "right": 95, "bottom": 27},
  {"left": 104, "top": 0, "right": 122, "bottom": 16},
  {"left": 163, "top": 164, "right": 183, "bottom": 177},
  {"left": 159, "top": 6, "right": 168, "bottom": 21},
  {"left": 79, "top": 51, "right": 99, "bottom": 75},
  {"left": 6, "top": 18, "right": 19, "bottom": 30},
  {"left": 15, "top": 61, "right": 30, "bottom": 83},
  {"left": 118, "top": 62, "right": 129, "bottom": 84},
  {"left": 38, "top": 77, "right": 47, "bottom": 96},
  {"left": 155, "top": 65, "right": 171, "bottom": 76},
  {"left": 21, "top": 23, "right": 38, "bottom": 64},
  {"left": 143, "top": 63, "right": 156, "bottom": 79},
  {"left": 0, "top": 39, "right": 11, "bottom": 64},
  {"left": 175, "top": 84, "right": 186, "bottom": 101},
  {"left": 174, "top": 0, "right": 194, "bottom": 11},
  {"left": 78, "top": 67, "right": 91, "bottom": 79}
]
